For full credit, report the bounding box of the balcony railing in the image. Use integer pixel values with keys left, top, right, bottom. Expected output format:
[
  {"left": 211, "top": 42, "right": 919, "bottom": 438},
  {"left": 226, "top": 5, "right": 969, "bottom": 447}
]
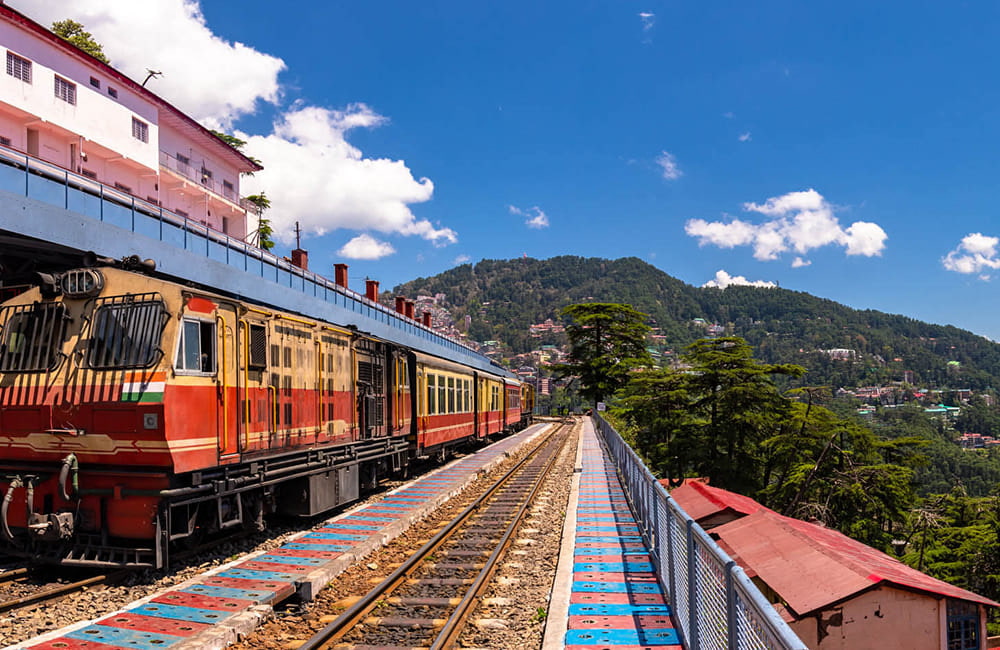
[{"left": 159, "top": 151, "right": 243, "bottom": 207}]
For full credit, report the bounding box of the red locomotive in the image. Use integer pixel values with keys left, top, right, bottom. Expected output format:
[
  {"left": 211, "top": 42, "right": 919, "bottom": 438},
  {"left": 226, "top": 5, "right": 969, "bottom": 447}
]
[{"left": 0, "top": 260, "right": 532, "bottom": 567}]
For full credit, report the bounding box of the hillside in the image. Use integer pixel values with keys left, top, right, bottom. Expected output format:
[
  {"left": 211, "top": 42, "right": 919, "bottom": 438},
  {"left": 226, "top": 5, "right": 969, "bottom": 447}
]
[{"left": 390, "top": 256, "right": 1000, "bottom": 390}]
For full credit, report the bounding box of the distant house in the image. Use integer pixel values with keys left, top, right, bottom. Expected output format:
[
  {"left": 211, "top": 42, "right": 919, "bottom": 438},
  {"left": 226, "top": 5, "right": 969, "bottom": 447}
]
[{"left": 665, "top": 479, "right": 997, "bottom": 650}]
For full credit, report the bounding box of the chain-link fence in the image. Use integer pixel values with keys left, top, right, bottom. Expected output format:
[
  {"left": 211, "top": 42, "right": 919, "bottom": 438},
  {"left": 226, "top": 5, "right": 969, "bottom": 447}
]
[{"left": 593, "top": 414, "right": 808, "bottom": 650}]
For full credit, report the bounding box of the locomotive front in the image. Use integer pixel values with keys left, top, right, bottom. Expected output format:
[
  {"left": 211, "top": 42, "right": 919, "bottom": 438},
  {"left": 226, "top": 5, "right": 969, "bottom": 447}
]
[{"left": 0, "top": 263, "right": 182, "bottom": 565}]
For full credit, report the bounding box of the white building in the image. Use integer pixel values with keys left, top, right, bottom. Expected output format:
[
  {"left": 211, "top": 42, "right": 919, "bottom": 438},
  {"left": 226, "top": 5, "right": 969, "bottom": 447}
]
[{"left": 0, "top": 6, "right": 261, "bottom": 239}]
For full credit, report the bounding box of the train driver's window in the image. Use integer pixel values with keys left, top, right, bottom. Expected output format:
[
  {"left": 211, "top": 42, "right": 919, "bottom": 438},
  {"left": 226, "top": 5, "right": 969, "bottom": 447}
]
[{"left": 175, "top": 318, "right": 216, "bottom": 374}]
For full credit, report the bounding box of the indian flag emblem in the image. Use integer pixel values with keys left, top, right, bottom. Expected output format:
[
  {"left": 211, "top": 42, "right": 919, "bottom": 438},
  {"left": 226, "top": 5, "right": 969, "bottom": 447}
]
[{"left": 121, "top": 372, "right": 166, "bottom": 402}]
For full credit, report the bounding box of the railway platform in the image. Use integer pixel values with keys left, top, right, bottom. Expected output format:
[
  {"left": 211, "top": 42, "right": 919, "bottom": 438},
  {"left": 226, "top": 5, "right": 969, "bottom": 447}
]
[
  {"left": 544, "top": 417, "right": 682, "bottom": 650},
  {"left": 3, "top": 423, "right": 551, "bottom": 650}
]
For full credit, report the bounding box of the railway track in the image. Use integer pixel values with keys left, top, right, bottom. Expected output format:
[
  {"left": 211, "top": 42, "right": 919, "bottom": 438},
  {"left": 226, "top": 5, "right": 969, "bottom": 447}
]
[{"left": 293, "top": 421, "right": 572, "bottom": 650}]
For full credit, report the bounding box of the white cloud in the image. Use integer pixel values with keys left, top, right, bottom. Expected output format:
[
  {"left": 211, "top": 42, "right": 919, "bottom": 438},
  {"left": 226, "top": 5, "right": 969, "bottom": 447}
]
[
  {"left": 12, "top": 0, "right": 284, "bottom": 129},
  {"left": 453, "top": 254, "right": 471, "bottom": 264},
  {"left": 240, "top": 105, "right": 455, "bottom": 246},
  {"left": 739, "top": 132, "right": 752, "bottom": 142},
  {"left": 656, "top": 151, "right": 682, "bottom": 180},
  {"left": 639, "top": 12, "right": 655, "bottom": 31},
  {"left": 685, "top": 189, "right": 888, "bottom": 264},
  {"left": 509, "top": 205, "right": 550, "bottom": 229},
  {"left": 791, "top": 257, "right": 811, "bottom": 268},
  {"left": 12, "top": 0, "right": 456, "bottom": 249},
  {"left": 337, "top": 234, "right": 396, "bottom": 260},
  {"left": 942, "top": 233, "right": 1000, "bottom": 278},
  {"left": 703, "top": 270, "right": 777, "bottom": 289}
]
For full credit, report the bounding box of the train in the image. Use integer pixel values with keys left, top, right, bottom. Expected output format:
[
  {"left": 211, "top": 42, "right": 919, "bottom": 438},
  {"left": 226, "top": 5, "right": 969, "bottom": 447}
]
[{"left": 0, "top": 257, "right": 534, "bottom": 568}]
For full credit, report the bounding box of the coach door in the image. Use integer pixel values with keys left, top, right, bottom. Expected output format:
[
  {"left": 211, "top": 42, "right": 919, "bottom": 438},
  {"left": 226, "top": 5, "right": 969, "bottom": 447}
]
[
  {"left": 235, "top": 316, "right": 275, "bottom": 454},
  {"left": 216, "top": 303, "right": 240, "bottom": 458},
  {"left": 355, "top": 339, "right": 386, "bottom": 439},
  {"left": 390, "top": 350, "right": 412, "bottom": 436}
]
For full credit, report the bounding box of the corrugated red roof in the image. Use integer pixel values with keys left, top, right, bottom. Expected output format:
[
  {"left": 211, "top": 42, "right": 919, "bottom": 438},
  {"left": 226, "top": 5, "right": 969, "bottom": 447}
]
[
  {"left": 712, "top": 509, "right": 1000, "bottom": 616},
  {"left": 663, "top": 478, "right": 773, "bottom": 522}
]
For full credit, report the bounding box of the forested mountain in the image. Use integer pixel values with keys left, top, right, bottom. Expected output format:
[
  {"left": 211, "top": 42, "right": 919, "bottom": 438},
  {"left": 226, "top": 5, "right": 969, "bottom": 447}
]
[{"left": 390, "top": 255, "right": 1000, "bottom": 390}]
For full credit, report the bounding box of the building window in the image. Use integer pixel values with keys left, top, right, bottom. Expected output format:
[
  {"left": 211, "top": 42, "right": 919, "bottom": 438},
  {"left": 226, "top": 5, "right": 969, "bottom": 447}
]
[
  {"left": 131, "top": 117, "right": 149, "bottom": 143},
  {"left": 107, "top": 86, "right": 117, "bottom": 98},
  {"left": 81, "top": 168, "right": 97, "bottom": 180},
  {"left": 6, "top": 51, "right": 31, "bottom": 83},
  {"left": 947, "top": 600, "right": 979, "bottom": 650},
  {"left": 89, "top": 76, "right": 100, "bottom": 88},
  {"left": 114, "top": 182, "right": 132, "bottom": 194},
  {"left": 0, "top": 136, "right": 10, "bottom": 148},
  {"left": 54, "top": 76, "right": 76, "bottom": 105}
]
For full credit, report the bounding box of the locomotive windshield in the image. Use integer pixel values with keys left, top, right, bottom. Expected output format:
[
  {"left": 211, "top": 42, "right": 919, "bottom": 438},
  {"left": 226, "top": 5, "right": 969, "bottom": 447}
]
[
  {"left": 0, "top": 302, "right": 68, "bottom": 372},
  {"left": 85, "top": 294, "right": 167, "bottom": 369}
]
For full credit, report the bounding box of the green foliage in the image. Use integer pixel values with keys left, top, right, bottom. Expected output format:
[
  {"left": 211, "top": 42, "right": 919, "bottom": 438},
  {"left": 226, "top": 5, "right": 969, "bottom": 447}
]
[
  {"left": 209, "top": 130, "right": 263, "bottom": 170},
  {"left": 391, "top": 255, "right": 1000, "bottom": 391},
  {"left": 556, "top": 303, "right": 652, "bottom": 407},
  {"left": 244, "top": 193, "right": 274, "bottom": 251},
  {"left": 52, "top": 20, "right": 109, "bottom": 64},
  {"left": 619, "top": 336, "right": 918, "bottom": 547},
  {"left": 210, "top": 130, "right": 247, "bottom": 150}
]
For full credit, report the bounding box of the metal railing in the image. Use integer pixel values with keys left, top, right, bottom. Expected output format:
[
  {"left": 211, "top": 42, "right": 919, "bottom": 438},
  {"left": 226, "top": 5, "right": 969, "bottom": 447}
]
[
  {"left": 0, "top": 144, "right": 489, "bottom": 363},
  {"left": 158, "top": 150, "right": 239, "bottom": 204},
  {"left": 593, "top": 414, "right": 808, "bottom": 650}
]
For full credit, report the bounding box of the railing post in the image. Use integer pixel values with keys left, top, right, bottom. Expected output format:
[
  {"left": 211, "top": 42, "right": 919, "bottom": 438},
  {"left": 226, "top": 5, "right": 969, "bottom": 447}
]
[
  {"left": 727, "top": 561, "right": 739, "bottom": 649},
  {"left": 665, "top": 500, "right": 676, "bottom": 602},
  {"left": 687, "top": 519, "right": 700, "bottom": 650}
]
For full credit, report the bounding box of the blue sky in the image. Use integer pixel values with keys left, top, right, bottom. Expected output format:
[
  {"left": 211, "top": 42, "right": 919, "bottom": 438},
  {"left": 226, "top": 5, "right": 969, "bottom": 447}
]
[{"left": 15, "top": 1, "right": 1000, "bottom": 340}]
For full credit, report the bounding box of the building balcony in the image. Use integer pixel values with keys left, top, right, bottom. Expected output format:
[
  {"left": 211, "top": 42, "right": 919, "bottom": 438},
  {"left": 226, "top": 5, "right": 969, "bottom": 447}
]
[{"left": 159, "top": 150, "right": 247, "bottom": 209}]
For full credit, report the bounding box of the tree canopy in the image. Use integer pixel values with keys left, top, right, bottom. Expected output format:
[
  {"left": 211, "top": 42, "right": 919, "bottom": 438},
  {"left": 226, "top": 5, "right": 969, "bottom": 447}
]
[
  {"left": 52, "top": 20, "right": 109, "bottom": 64},
  {"left": 555, "top": 303, "right": 652, "bottom": 407}
]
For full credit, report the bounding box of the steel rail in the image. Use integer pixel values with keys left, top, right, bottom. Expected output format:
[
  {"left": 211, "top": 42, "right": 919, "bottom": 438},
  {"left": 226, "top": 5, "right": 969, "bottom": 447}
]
[
  {"left": 0, "top": 566, "right": 31, "bottom": 583},
  {"left": 296, "top": 422, "right": 568, "bottom": 650},
  {"left": 0, "top": 570, "right": 130, "bottom": 614}
]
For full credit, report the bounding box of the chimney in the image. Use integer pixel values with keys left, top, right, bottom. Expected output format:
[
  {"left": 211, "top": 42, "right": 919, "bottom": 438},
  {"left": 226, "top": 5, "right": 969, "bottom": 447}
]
[
  {"left": 365, "top": 279, "right": 379, "bottom": 302},
  {"left": 395, "top": 296, "right": 407, "bottom": 314},
  {"left": 334, "top": 263, "right": 348, "bottom": 288},
  {"left": 291, "top": 248, "right": 308, "bottom": 270},
  {"left": 405, "top": 301, "right": 415, "bottom": 319},
  {"left": 422, "top": 311, "right": 432, "bottom": 327}
]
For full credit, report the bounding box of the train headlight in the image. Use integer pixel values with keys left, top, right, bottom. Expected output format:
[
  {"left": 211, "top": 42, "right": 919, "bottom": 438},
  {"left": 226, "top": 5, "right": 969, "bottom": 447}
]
[{"left": 60, "top": 268, "right": 104, "bottom": 298}]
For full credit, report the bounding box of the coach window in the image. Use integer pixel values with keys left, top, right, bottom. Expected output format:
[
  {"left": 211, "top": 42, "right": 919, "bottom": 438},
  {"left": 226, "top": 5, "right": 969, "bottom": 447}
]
[
  {"left": 438, "top": 374, "right": 447, "bottom": 414},
  {"left": 175, "top": 318, "right": 216, "bottom": 374},
  {"left": 248, "top": 323, "right": 267, "bottom": 369},
  {"left": 447, "top": 376, "right": 455, "bottom": 413},
  {"left": 464, "top": 380, "right": 471, "bottom": 412},
  {"left": 427, "top": 374, "right": 436, "bottom": 415}
]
